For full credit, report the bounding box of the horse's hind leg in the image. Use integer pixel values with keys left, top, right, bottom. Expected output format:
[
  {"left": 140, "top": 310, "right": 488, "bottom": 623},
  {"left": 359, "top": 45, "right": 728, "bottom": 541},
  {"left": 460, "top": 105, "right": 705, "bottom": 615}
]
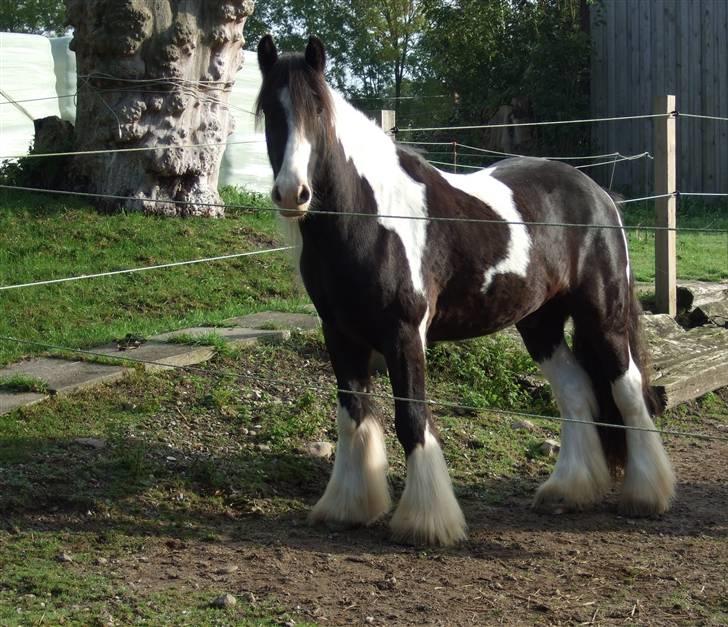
[
  {"left": 517, "top": 301, "right": 612, "bottom": 512},
  {"left": 611, "top": 347, "right": 675, "bottom": 515},
  {"left": 387, "top": 323, "right": 467, "bottom": 546},
  {"left": 309, "top": 323, "right": 391, "bottom": 526},
  {"left": 572, "top": 294, "right": 675, "bottom": 516}
]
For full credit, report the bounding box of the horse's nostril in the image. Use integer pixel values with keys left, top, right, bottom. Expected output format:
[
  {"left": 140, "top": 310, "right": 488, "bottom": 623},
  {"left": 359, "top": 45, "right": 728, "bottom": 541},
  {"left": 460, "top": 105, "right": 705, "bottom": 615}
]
[
  {"left": 298, "top": 185, "right": 311, "bottom": 205},
  {"left": 272, "top": 186, "right": 282, "bottom": 203}
]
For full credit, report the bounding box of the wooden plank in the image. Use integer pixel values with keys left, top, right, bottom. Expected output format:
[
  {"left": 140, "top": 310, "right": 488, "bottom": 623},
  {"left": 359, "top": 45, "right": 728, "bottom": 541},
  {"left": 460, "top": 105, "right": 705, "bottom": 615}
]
[
  {"left": 606, "top": 0, "right": 617, "bottom": 169},
  {"left": 654, "top": 94, "right": 677, "bottom": 316},
  {"left": 652, "top": 345, "right": 728, "bottom": 409},
  {"left": 589, "top": 3, "right": 605, "bottom": 161},
  {"left": 702, "top": 0, "right": 716, "bottom": 192},
  {"left": 640, "top": 0, "right": 653, "bottom": 192},
  {"left": 628, "top": 3, "right": 642, "bottom": 193},
  {"left": 642, "top": 314, "right": 728, "bottom": 409},
  {"left": 690, "top": 3, "right": 703, "bottom": 194},
  {"left": 689, "top": 301, "right": 728, "bottom": 328},
  {"left": 677, "top": 0, "right": 691, "bottom": 194},
  {"left": 720, "top": 2, "right": 728, "bottom": 194}
]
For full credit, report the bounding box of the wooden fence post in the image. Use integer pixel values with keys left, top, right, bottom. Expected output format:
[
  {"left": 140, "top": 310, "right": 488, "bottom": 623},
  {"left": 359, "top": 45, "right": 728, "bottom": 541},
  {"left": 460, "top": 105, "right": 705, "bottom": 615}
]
[
  {"left": 654, "top": 95, "right": 677, "bottom": 316},
  {"left": 378, "top": 109, "right": 396, "bottom": 137}
]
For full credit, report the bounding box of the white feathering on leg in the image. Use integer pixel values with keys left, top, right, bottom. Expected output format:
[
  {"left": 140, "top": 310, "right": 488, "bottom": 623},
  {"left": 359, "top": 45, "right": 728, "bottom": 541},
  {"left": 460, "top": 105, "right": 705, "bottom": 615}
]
[
  {"left": 309, "top": 405, "right": 391, "bottom": 525},
  {"left": 612, "top": 351, "right": 675, "bottom": 516},
  {"left": 390, "top": 427, "right": 467, "bottom": 546}
]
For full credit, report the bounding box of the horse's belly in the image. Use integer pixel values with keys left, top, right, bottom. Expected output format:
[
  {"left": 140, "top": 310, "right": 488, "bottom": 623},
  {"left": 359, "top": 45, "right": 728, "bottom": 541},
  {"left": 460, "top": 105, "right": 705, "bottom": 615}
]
[{"left": 428, "top": 276, "right": 540, "bottom": 342}]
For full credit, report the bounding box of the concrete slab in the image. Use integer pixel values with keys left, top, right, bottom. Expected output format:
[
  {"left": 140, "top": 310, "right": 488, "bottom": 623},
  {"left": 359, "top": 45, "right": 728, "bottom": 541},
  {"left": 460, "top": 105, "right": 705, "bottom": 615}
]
[
  {"left": 222, "top": 311, "right": 320, "bottom": 332},
  {"left": 0, "top": 358, "right": 129, "bottom": 395},
  {"left": 0, "top": 392, "right": 48, "bottom": 415},
  {"left": 93, "top": 342, "right": 215, "bottom": 372},
  {"left": 151, "top": 327, "right": 290, "bottom": 346}
]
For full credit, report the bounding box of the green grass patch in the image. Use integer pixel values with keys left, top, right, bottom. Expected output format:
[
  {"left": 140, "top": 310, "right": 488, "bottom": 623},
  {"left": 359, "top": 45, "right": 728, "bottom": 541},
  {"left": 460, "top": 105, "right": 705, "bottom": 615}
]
[
  {"left": 0, "top": 373, "right": 49, "bottom": 394},
  {"left": 0, "top": 186, "right": 307, "bottom": 366},
  {"left": 622, "top": 198, "right": 728, "bottom": 282},
  {"left": 0, "top": 328, "right": 726, "bottom": 622}
]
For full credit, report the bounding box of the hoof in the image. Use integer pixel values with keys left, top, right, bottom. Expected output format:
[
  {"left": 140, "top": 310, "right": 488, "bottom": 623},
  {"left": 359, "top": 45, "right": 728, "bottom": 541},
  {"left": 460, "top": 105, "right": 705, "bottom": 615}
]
[
  {"left": 308, "top": 485, "right": 391, "bottom": 527},
  {"left": 389, "top": 428, "right": 468, "bottom": 547},
  {"left": 390, "top": 504, "right": 468, "bottom": 547},
  {"left": 532, "top": 471, "right": 609, "bottom": 514},
  {"left": 619, "top": 469, "right": 675, "bottom": 517},
  {"left": 619, "top": 443, "right": 675, "bottom": 517},
  {"left": 309, "top": 413, "right": 391, "bottom": 527}
]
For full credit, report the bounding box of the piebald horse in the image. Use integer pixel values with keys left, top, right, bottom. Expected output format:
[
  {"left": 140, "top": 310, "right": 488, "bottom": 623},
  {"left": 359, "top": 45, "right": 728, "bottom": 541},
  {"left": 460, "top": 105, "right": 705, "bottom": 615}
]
[{"left": 255, "top": 35, "right": 675, "bottom": 546}]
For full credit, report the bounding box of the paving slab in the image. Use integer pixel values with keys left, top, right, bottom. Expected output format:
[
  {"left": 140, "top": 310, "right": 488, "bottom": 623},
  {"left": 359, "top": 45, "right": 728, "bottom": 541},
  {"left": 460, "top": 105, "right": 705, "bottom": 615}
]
[
  {"left": 93, "top": 341, "right": 216, "bottom": 372},
  {"left": 0, "top": 392, "right": 48, "bottom": 415},
  {"left": 223, "top": 311, "right": 320, "bottom": 332},
  {"left": 0, "top": 358, "right": 129, "bottom": 396},
  {"left": 151, "top": 327, "right": 290, "bottom": 346}
]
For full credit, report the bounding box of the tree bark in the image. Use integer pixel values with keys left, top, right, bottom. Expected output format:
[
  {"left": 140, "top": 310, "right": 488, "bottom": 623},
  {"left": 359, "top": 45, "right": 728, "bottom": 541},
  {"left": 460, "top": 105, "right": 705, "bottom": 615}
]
[{"left": 65, "top": 0, "right": 254, "bottom": 216}]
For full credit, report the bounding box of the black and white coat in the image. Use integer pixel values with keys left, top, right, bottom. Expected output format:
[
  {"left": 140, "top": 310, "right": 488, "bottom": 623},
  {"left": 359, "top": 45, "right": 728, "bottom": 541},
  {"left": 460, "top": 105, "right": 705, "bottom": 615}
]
[{"left": 256, "top": 36, "right": 674, "bottom": 546}]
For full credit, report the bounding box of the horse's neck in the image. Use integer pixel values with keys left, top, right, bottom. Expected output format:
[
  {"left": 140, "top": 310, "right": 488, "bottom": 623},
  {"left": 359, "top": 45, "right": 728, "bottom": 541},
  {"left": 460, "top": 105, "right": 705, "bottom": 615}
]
[{"left": 325, "top": 89, "right": 410, "bottom": 214}]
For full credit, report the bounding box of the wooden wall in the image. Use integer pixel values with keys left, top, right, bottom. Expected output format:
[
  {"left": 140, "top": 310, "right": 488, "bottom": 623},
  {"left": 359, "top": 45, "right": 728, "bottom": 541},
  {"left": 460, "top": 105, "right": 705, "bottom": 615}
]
[{"left": 590, "top": 0, "right": 728, "bottom": 196}]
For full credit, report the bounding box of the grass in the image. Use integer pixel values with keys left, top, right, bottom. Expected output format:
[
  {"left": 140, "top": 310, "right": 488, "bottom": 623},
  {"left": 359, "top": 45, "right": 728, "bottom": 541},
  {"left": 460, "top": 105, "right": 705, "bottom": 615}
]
[
  {"left": 1, "top": 330, "right": 725, "bottom": 623},
  {"left": 621, "top": 198, "right": 728, "bottom": 282},
  {"left": 0, "top": 187, "right": 306, "bottom": 366},
  {"left": 0, "top": 373, "right": 49, "bottom": 394},
  {"left": 1, "top": 188, "right": 725, "bottom": 366}
]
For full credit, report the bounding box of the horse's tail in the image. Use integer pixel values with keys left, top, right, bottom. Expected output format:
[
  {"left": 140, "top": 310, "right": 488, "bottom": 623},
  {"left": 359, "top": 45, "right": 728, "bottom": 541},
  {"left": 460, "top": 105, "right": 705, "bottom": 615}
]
[{"left": 572, "top": 279, "right": 661, "bottom": 473}]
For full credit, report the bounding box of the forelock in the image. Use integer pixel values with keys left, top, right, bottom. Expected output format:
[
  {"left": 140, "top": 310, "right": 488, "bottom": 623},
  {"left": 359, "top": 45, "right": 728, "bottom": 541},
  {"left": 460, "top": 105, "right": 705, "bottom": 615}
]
[{"left": 255, "top": 54, "right": 334, "bottom": 138}]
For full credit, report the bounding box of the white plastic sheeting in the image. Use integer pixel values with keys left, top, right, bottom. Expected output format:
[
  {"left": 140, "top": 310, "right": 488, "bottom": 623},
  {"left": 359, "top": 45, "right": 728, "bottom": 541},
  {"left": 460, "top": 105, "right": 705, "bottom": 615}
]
[
  {"left": 50, "top": 36, "right": 77, "bottom": 123},
  {"left": 0, "top": 33, "right": 62, "bottom": 158},
  {"left": 0, "top": 36, "right": 271, "bottom": 195},
  {"left": 220, "top": 50, "right": 272, "bottom": 194}
]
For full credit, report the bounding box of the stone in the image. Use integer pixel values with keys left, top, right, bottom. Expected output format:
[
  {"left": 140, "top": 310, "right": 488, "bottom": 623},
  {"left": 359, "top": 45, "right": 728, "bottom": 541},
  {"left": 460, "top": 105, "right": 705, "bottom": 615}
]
[
  {"left": 57, "top": 552, "right": 73, "bottom": 563},
  {"left": 302, "top": 441, "right": 334, "bottom": 459},
  {"left": 223, "top": 311, "right": 321, "bottom": 332},
  {"left": 93, "top": 341, "right": 215, "bottom": 371},
  {"left": 151, "top": 327, "right": 290, "bottom": 347},
  {"left": 211, "top": 593, "right": 237, "bottom": 609},
  {"left": 73, "top": 437, "right": 107, "bottom": 450},
  {"left": 0, "top": 358, "right": 128, "bottom": 396},
  {"left": 511, "top": 419, "right": 535, "bottom": 431},
  {"left": 539, "top": 439, "right": 560, "bottom": 457},
  {"left": 95, "top": 557, "right": 109, "bottom": 566},
  {"left": 0, "top": 392, "right": 47, "bottom": 416},
  {"left": 216, "top": 564, "right": 239, "bottom": 575}
]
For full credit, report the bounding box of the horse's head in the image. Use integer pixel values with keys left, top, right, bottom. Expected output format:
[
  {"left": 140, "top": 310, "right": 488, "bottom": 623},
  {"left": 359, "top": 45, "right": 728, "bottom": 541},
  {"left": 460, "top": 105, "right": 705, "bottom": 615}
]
[{"left": 256, "top": 35, "right": 333, "bottom": 219}]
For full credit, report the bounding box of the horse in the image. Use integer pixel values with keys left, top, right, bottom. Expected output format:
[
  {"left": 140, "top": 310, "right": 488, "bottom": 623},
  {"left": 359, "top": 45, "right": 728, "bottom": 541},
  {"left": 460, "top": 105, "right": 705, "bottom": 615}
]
[{"left": 254, "top": 35, "right": 675, "bottom": 546}]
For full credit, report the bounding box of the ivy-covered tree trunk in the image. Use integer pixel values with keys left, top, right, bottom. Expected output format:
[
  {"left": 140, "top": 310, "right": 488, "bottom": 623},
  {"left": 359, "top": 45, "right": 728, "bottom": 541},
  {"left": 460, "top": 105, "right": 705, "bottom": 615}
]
[{"left": 65, "top": 0, "right": 254, "bottom": 216}]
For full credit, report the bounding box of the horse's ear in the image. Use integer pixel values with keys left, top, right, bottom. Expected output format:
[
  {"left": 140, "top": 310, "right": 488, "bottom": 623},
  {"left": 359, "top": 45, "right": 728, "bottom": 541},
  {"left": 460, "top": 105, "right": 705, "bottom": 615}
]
[
  {"left": 258, "top": 34, "right": 278, "bottom": 76},
  {"left": 305, "top": 36, "right": 326, "bottom": 74}
]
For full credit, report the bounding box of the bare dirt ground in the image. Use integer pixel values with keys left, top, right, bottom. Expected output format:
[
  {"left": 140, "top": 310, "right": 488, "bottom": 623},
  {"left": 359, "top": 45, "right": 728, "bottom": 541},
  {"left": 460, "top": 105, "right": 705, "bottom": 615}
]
[{"left": 24, "top": 416, "right": 724, "bottom": 626}]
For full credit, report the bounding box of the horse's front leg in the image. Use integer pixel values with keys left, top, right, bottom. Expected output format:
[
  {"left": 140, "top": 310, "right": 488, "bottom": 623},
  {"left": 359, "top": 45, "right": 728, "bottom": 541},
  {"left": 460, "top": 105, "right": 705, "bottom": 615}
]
[
  {"left": 309, "top": 322, "right": 391, "bottom": 526},
  {"left": 387, "top": 324, "right": 467, "bottom": 546}
]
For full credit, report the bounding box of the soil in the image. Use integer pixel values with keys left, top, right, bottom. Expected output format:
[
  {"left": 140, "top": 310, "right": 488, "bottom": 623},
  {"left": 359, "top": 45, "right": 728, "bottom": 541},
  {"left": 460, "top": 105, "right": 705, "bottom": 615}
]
[{"left": 41, "top": 416, "right": 725, "bottom": 626}]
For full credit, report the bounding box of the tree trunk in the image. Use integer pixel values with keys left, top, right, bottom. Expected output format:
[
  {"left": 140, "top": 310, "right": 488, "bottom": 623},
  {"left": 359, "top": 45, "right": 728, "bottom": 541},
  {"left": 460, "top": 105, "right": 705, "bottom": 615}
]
[{"left": 65, "top": 0, "right": 255, "bottom": 216}]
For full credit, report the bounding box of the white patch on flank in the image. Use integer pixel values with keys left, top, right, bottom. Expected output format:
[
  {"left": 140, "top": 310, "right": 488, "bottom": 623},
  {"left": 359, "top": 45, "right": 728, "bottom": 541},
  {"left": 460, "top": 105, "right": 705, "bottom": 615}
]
[
  {"left": 441, "top": 168, "right": 532, "bottom": 293},
  {"left": 390, "top": 425, "right": 467, "bottom": 546},
  {"left": 276, "top": 87, "right": 313, "bottom": 204},
  {"left": 533, "top": 342, "right": 611, "bottom": 510},
  {"left": 309, "top": 404, "right": 391, "bottom": 525},
  {"left": 329, "top": 89, "right": 428, "bottom": 295},
  {"left": 611, "top": 349, "right": 675, "bottom": 515}
]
